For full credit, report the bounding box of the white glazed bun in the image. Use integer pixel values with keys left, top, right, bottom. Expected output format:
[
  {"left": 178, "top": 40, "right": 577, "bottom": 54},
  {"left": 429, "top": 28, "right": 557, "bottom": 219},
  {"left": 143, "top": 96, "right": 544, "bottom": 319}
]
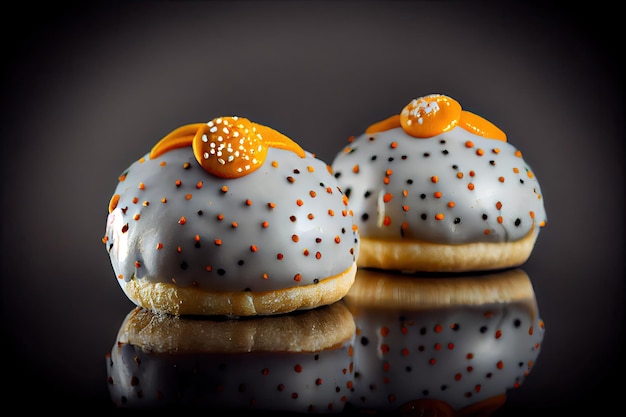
[
  {"left": 103, "top": 117, "right": 359, "bottom": 316},
  {"left": 343, "top": 267, "right": 545, "bottom": 415},
  {"left": 106, "top": 302, "right": 356, "bottom": 412},
  {"left": 331, "top": 94, "right": 547, "bottom": 272}
]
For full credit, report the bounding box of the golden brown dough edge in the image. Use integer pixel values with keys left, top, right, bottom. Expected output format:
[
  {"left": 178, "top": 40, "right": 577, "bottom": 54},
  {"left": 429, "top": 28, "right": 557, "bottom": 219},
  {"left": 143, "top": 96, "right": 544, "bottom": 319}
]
[
  {"left": 121, "top": 261, "right": 357, "bottom": 317},
  {"left": 357, "top": 228, "right": 538, "bottom": 273},
  {"left": 117, "top": 301, "right": 356, "bottom": 354}
]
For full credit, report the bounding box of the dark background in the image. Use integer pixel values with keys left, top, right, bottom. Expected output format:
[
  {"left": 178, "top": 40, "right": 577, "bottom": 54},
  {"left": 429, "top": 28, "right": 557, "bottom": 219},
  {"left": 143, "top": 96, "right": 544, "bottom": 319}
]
[{"left": 1, "top": 1, "right": 623, "bottom": 414}]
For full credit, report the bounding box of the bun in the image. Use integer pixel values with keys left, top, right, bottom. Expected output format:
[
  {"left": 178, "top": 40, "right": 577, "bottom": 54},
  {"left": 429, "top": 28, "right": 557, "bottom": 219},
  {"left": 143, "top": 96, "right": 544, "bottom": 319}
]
[
  {"left": 343, "top": 267, "right": 545, "bottom": 415},
  {"left": 106, "top": 302, "right": 356, "bottom": 411},
  {"left": 103, "top": 117, "right": 359, "bottom": 316},
  {"left": 331, "top": 94, "right": 547, "bottom": 272}
]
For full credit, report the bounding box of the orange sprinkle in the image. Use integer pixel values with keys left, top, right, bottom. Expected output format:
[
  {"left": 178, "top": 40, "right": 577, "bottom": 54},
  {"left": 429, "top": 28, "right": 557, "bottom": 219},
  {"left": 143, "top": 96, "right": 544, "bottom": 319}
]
[
  {"left": 156, "top": 243, "right": 163, "bottom": 250},
  {"left": 390, "top": 141, "right": 398, "bottom": 149},
  {"left": 469, "top": 170, "right": 475, "bottom": 177},
  {"left": 315, "top": 252, "right": 322, "bottom": 259},
  {"left": 271, "top": 160, "right": 279, "bottom": 168},
  {"left": 383, "top": 215, "right": 392, "bottom": 226},
  {"left": 497, "top": 361, "right": 504, "bottom": 370},
  {"left": 177, "top": 246, "right": 182, "bottom": 253},
  {"left": 402, "top": 189, "right": 408, "bottom": 197},
  {"left": 221, "top": 185, "right": 228, "bottom": 193},
  {"left": 262, "top": 273, "right": 268, "bottom": 279},
  {"left": 245, "top": 199, "right": 252, "bottom": 206},
  {"left": 515, "top": 150, "right": 523, "bottom": 158},
  {"left": 307, "top": 213, "right": 314, "bottom": 219},
  {"left": 326, "top": 187, "right": 333, "bottom": 194},
  {"left": 309, "top": 190, "right": 316, "bottom": 198},
  {"left": 268, "top": 202, "right": 276, "bottom": 209},
  {"left": 139, "top": 182, "right": 145, "bottom": 190},
  {"left": 385, "top": 169, "right": 393, "bottom": 176},
  {"left": 447, "top": 201, "right": 455, "bottom": 208},
  {"left": 160, "top": 161, "right": 167, "bottom": 166},
  {"left": 118, "top": 274, "right": 124, "bottom": 280},
  {"left": 402, "top": 205, "right": 409, "bottom": 212},
  {"left": 118, "top": 173, "right": 127, "bottom": 182},
  {"left": 496, "top": 201, "right": 503, "bottom": 210},
  {"left": 108, "top": 194, "right": 120, "bottom": 213},
  {"left": 348, "top": 135, "right": 355, "bottom": 143},
  {"left": 194, "top": 234, "right": 200, "bottom": 242},
  {"left": 499, "top": 176, "right": 505, "bottom": 183},
  {"left": 250, "top": 245, "right": 258, "bottom": 252},
  {"left": 262, "top": 221, "right": 269, "bottom": 228},
  {"left": 142, "top": 201, "right": 149, "bottom": 206},
  {"left": 206, "top": 266, "right": 212, "bottom": 272},
  {"left": 383, "top": 177, "right": 390, "bottom": 184},
  {"left": 231, "top": 222, "right": 238, "bottom": 228},
  {"left": 185, "top": 194, "right": 192, "bottom": 200},
  {"left": 133, "top": 214, "right": 140, "bottom": 221},
  {"left": 277, "top": 253, "right": 284, "bottom": 260},
  {"left": 161, "top": 197, "right": 167, "bottom": 203},
  {"left": 465, "top": 141, "right": 474, "bottom": 148},
  {"left": 196, "top": 181, "right": 203, "bottom": 189},
  {"left": 293, "top": 273, "right": 302, "bottom": 282},
  {"left": 134, "top": 261, "right": 141, "bottom": 268},
  {"left": 214, "top": 239, "right": 222, "bottom": 246},
  {"left": 468, "top": 183, "right": 475, "bottom": 190},
  {"left": 456, "top": 172, "right": 464, "bottom": 179},
  {"left": 175, "top": 179, "right": 182, "bottom": 187},
  {"left": 529, "top": 211, "right": 535, "bottom": 219},
  {"left": 527, "top": 170, "right": 534, "bottom": 178},
  {"left": 484, "top": 229, "right": 490, "bottom": 235},
  {"left": 431, "top": 176, "right": 438, "bottom": 183},
  {"left": 139, "top": 157, "right": 145, "bottom": 163},
  {"left": 383, "top": 193, "right": 393, "bottom": 203},
  {"left": 334, "top": 236, "right": 341, "bottom": 244},
  {"left": 101, "top": 236, "right": 108, "bottom": 244},
  {"left": 217, "top": 214, "right": 224, "bottom": 221},
  {"left": 292, "top": 234, "right": 299, "bottom": 242},
  {"left": 132, "top": 197, "right": 139, "bottom": 204},
  {"left": 513, "top": 167, "right": 520, "bottom": 173},
  {"left": 303, "top": 249, "right": 309, "bottom": 256},
  {"left": 492, "top": 148, "right": 500, "bottom": 154},
  {"left": 328, "top": 209, "right": 335, "bottom": 216},
  {"left": 296, "top": 199, "right": 304, "bottom": 206},
  {"left": 435, "top": 213, "right": 444, "bottom": 220},
  {"left": 497, "top": 216, "right": 503, "bottom": 224},
  {"left": 178, "top": 216, "right": 186, "bottom": 225},
  {"left": 352, "top": 165, "right": 360, "bottom": 173},
  {"left": 307, "top": 165, "right": 314, "bottom": 172},
  {"left": 434, "top": 191, "right": 442, "bottom": 198}
]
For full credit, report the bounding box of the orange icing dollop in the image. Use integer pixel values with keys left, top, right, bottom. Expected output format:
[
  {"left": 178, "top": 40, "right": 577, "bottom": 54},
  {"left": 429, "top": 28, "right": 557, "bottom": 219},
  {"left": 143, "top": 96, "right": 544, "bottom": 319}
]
[
  {"left": 149, "top": 117, "right": 305, "bottom": 178},
  {"left": 365, "top": 94, "right": 507, "bottom": 142}
]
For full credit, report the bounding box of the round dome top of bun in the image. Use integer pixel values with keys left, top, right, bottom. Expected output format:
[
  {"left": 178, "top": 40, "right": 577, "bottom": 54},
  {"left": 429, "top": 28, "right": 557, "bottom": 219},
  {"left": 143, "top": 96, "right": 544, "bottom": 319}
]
[
  {"left": 104, "top": 117, "right": 359, "bottom": 316},
  {"left": 331, "top": 94, "right": 547, "bottom": 272}
]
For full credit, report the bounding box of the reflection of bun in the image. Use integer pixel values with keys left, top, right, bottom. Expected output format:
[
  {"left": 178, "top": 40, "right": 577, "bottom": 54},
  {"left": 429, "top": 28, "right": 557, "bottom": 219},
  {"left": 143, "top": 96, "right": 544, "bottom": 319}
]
[
  {"left": 343, "top": 268, "right": 545, "bottom": 415},
  {"left": 103, "top": 117, "right": 359, "bottom": 316},
  {"left": 331, "top": 94, "right": 547, "bottom": 272},
  {"left": 106, "top": 302, "right": 356, "bottom": 411}
]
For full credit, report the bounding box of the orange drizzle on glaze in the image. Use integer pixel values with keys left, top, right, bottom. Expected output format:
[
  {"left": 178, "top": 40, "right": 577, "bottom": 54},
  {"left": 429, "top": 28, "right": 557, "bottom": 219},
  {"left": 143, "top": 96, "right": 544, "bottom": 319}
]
[
  {"left": 364, "top": 94, "right": 508, "bottom": 142},
  {"left": 149, "top": 117, "right": 305, "bottom": 178}
]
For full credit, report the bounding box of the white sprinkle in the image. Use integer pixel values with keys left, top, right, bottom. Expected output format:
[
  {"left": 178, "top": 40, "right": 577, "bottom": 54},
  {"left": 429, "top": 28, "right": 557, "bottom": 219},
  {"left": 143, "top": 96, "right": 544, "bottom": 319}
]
[
  {"left": 218, "top": 158, "right": 225, "bottom": 165},
  {"left": 202, "top": 134, "right": 208, "bottom": 142},
  {"left": 209, "top": 126, "right": 217, "bottom": 133}
]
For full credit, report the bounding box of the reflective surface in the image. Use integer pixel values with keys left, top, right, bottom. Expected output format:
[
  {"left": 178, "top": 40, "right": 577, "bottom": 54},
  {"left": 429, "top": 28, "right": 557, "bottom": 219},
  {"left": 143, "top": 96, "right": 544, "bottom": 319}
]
[
  {"left": 106, "top": 268, "right": 544, "bottom": 415},
  {"left": 2, "top": 2, "right": 623, "bottom": 415}
]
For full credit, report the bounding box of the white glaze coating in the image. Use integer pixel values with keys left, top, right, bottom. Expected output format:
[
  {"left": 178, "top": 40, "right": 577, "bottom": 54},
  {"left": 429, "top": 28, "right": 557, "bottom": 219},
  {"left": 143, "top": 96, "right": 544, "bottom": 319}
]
[
  {"left": 105, "top": 146, "right": 359, "bottom": 293},
  {"left": 331, "top": 126, "right": 547, "bottom": 244}
]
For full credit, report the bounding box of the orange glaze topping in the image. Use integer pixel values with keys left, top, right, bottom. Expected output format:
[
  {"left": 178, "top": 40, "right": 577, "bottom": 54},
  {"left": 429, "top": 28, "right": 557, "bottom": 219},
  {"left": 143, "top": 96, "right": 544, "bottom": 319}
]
[
  {"left": 149, "top": 117, "right": 305, "bottom": 178},
  {"left": 365, "top": 94, "right": 508, "bottom": 142}
]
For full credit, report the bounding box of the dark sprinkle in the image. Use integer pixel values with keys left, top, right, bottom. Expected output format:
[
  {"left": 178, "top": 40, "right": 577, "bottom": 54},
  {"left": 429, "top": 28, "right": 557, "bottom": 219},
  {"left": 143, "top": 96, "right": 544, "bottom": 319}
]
[
  {"left": 362, "top": 213, "right": 369, "bottom": 221},
  {"left": 515, "top": 218, "right": 521, "bottom": 226},
  {"left": 217, "top": 268, "right": 226, "bottom": 275},
  {"left": 180, "top": 261, "right": 188, "bottom": 270},
  {"left": 454, "top": 218, "right": 461, "bottom": 224}
]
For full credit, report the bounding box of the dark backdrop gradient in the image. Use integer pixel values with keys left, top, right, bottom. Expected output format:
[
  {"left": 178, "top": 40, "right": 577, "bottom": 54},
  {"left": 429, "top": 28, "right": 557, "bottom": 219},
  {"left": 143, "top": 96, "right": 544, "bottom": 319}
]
[{"left": 1, "top": 1, "right": 623, "bottom": 414}]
